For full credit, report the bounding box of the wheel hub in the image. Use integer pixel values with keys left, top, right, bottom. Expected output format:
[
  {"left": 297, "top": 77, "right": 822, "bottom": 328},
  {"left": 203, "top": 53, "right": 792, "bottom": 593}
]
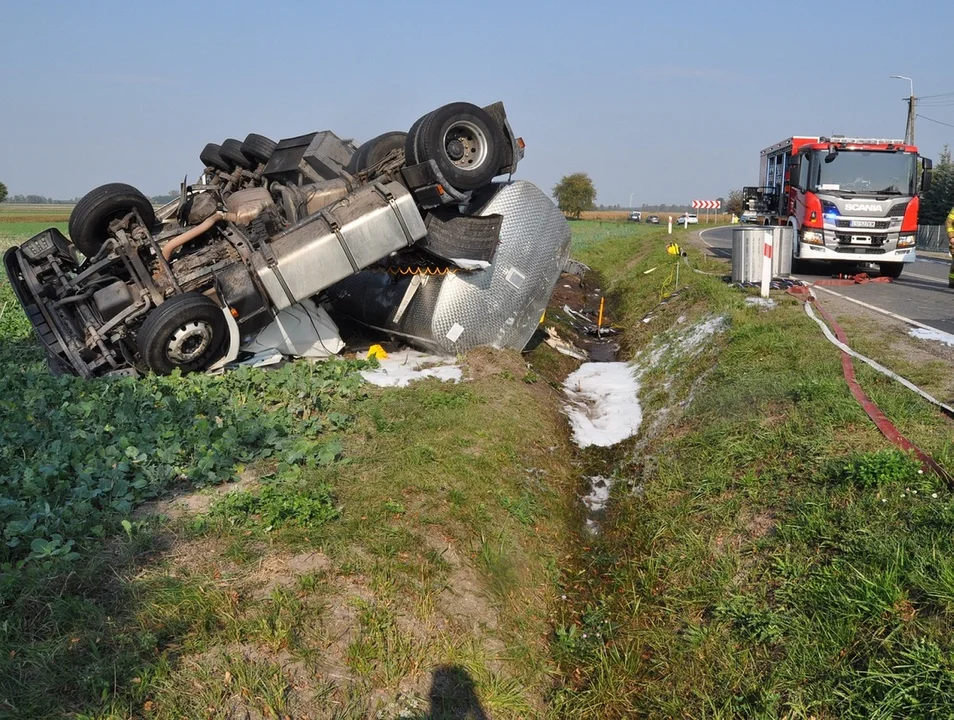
[
  {"left": 446, "top": 139, "right": 465, "bottom": 161},
  {"left": 166, "top": 321, "right": 213, "bottom": 363}
]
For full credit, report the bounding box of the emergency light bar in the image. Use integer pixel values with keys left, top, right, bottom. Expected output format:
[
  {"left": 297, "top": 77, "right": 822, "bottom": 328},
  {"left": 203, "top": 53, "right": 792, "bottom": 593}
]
[{"left": 819, "top": 136, "right": 907, "bottom": 146}]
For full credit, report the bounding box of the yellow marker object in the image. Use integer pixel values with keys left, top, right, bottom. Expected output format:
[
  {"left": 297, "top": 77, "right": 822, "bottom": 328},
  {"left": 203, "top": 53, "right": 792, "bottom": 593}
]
[
  {"left": 366, "top": 344, "right": 389, "bottom": 360},
  {"left": 597, "top": 297, "right": 605, "bottom": 335},
  {"left": 666, "top": 242, "right": 681, "bottom": 256}
]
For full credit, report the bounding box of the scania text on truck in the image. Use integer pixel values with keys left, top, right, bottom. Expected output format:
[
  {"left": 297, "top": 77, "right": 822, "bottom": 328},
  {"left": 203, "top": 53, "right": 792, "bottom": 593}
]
[{"left": 742, "top": 136, "right": 933, "bottom": 278}]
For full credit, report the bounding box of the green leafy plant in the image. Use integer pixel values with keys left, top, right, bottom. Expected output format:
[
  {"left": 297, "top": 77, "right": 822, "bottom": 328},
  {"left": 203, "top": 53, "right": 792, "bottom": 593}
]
[
  {"left": 832, "top": 450, "right": 923, "bottom": 489},
  {"left": 714, "top": 594, "right": 784, "bottom": 644},
  {"left": 209, "top": 479, "right": 339, "bottom": 531}
]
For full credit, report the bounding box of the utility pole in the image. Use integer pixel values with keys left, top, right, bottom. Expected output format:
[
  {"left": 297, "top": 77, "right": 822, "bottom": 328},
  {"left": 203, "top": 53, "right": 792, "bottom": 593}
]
[{"left": 890, "top": 75, "right": 916, "bottom": 144}]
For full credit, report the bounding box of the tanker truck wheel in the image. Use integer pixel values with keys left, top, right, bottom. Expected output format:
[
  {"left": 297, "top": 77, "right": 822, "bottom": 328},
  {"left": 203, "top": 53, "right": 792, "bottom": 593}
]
[
  {"left": 137, "top": 292, "right": 229, "bottom": 375},
  {"left": 241, "top": 133, "right": 277, "bottom": 165},
  {"left": 406, "top": 103, "right": 502, "bottom": 190},
  {"left": 219, "top": 138, "right": 253, "bottom": 170},
  {"left": 879, "top": 262, "right": 904, "bottom": 279},
  {"left": 200, "top": 143, "right": 231, "bottom": 173},
  {"left": 69, "top": 183, "right": 156, "bottom": 258},
  {"left": 347, "top": 131, "right": 407, "bottom": 174}
]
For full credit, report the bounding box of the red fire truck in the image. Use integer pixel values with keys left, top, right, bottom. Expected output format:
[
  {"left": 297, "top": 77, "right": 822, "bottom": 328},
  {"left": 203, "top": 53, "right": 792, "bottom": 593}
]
[{"left": 743, "top": 136, "right": 933, "bottom": 277}]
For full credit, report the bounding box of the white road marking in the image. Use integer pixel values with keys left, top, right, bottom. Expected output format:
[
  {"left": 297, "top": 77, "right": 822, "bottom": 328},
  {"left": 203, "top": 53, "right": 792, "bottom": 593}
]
[
  {"left": 903, "top": 271, "right": 948, "bottom": 284},
  {"left": 811, "top": 284, "right": 947, "bottom": 334},
  {"left": 698, "top": 228, "right": 719, "bottom": 248}
]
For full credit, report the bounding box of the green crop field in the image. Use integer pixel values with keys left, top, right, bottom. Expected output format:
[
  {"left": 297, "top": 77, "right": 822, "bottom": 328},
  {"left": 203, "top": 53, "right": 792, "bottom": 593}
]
[
  {"left": 0, "top": 204, "right": 71, "bottom": 253},
  {"left": 1, "top": 219, "right": 953, "bottom": 718}
]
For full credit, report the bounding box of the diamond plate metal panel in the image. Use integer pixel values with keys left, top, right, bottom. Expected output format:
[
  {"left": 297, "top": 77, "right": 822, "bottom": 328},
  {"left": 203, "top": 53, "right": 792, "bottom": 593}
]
[{"left": 397, "top": 180, "right": 571, "bottom": 352}]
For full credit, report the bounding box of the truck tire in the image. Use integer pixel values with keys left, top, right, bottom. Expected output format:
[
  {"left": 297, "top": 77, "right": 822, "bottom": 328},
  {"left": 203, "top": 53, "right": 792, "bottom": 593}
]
[
  {"left": 220, "top": 138, "right": 252, "bottom": 170},
  {"left": 241, "top": 133, "right": 277, "bottom": 165},
  {"left": 347, "top": 131, "right": 407, "bottom": 174},
  {"left": 69, "top": 183, "right": 157, "bottom": 259},
  {"left": 404, "top": 113, "right": 429, "bottom": 166},
  {"left": 137, "top": 292, "right": 229, "bottom": 375},
  {"left": 879, "top": 262, "right": 904, "bottom": 279},
  {"left": 409, "top": 103, "right": 502, "bottom": 190},
  {"left": 200, "top": 143, "right": 231, "bottom": 173}
]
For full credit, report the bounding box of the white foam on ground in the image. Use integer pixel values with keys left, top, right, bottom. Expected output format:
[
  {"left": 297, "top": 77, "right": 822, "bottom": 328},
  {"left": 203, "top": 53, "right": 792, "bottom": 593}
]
[
  {"left": 360, "top": 351, "right": 461, "bottom": 387},
  {"left": 562, "top": 315, "right": 727, "bottom": 449},
  {"left": 909, "top": 327, "right": 954, "bottom": 347},
  {"left": 563, "top": 362, "right": 643, "bottom": 448},
  {"left": 582, "top": 475, "right": 612, "bottom": 512},
  {"left": 582, "top": 475, "right": 613, "bottom": 535}
]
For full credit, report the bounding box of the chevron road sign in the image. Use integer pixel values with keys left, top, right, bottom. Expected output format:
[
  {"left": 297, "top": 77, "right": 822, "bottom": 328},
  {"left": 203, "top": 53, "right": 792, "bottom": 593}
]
[{"left": 691, "top": 199, "right": 721, "bottom": 209}]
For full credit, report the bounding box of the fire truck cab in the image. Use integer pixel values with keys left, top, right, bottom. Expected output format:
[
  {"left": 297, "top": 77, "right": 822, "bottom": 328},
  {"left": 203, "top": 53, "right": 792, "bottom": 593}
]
[{"left": 743, "top": 136, "right": 932, "bottom": 278}]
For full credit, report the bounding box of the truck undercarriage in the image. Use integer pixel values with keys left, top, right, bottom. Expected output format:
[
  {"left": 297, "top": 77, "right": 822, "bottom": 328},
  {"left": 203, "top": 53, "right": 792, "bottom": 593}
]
[{"left": 5, "top": 101, "right": 572, "bottom": 378}]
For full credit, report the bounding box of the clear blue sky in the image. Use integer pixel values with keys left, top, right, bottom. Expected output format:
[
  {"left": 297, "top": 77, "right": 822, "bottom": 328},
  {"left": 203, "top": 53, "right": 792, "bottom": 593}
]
[{"left": 2, "top": 0, "right": 952, "bottom": 206}]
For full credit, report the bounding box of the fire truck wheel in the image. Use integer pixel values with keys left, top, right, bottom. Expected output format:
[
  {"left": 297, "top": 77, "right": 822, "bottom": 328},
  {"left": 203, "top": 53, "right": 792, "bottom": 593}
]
[
  {"left": 347, "top": 131, "right": 407, "bottom": 174},
  {"left": 69, "top": 183, "right": 157, "bottom": 259},
  {"left": 241, "top": 133, "right": 277, "bottom": 165},
  {"left": 200, "top": 143, "right": 231, "bottom": 173},
  {"left": 879, "top": 262, "right": 904, "bottom": 279},
  {"left": 137, "top": 293, "right": 229, "bottom": 375},
  {"left": 219, "top": 138, "right": 253, "bottom": 170},
  {"left": 410, "top": 103, "right": 502, "bottom": 191}
]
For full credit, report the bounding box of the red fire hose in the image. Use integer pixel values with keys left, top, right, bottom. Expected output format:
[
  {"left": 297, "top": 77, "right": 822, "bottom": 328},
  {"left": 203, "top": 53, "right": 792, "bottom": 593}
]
[{"left": 802, "top": 292, "right": 952, "bottom": 481}]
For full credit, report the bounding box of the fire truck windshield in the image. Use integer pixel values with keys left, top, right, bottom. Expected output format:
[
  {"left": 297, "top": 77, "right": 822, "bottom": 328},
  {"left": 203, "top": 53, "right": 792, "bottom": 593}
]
[{"left": 809, "top": 150, "right": 916, "bottom": 195}]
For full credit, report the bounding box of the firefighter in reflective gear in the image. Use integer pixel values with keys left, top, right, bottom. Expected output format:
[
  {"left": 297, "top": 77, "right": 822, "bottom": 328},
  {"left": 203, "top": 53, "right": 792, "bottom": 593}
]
[{"left": 948, "top": 205, "right": 954, "bottom": 288}]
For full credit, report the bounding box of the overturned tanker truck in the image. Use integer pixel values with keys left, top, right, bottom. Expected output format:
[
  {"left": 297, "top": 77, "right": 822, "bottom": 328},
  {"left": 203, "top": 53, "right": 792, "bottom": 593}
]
[{"left": 5, "top": 101, "right": 572, "bottom": 378}]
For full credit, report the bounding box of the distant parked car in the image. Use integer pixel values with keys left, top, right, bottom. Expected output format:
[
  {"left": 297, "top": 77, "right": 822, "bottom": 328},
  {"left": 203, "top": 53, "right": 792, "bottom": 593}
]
[
  {"left": 740, "top": 211, "right": 758, "bottom": 224},
  {"left": 646, "top": 215, "right": 660, "bottom": 224},
  {"left": 628, "top": 211, "right": 641, "bottom": 222},
  {"left": 676, "top": 213, "right": 698, "bottom": 225}
]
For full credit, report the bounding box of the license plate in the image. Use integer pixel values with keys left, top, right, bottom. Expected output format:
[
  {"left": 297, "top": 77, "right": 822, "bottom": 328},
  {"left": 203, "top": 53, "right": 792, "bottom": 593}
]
[
  {"left": 850, "top": 235, "right": 872, "bottom": 244},
  {"left": 850, "top": 220, "right": 876, "bottom": 229}
]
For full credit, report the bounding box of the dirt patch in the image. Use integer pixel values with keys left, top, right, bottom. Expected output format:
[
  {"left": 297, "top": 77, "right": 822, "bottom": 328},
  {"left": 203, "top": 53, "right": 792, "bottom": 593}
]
[
  {"left": 426, "top": 536, "right": 502, "bottom": 648},
  {"left": 247, "top": 551, "right": 333, "bottom": 598},
  {"left": 744, "top": 510, "right": 776, "bottom": 539},
  {"left": 135, "top": 468, "right": 261, "bottom": 521},
  {"left": 461, "top": 345, "right": 532, "bottom": 383},
  {"left": 712, "top": 510, "right": 775, "bottom": 557}
]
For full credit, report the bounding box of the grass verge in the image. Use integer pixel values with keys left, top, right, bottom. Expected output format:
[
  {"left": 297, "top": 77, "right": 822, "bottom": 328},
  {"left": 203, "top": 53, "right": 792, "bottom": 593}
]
[{"left": 550, "top": 221, "right": 954, "bottom": 719}]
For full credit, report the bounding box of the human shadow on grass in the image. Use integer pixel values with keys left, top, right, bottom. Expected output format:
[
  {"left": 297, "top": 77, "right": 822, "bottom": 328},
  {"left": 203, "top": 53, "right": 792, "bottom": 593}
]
[{"left": 412, "top": 665, "right": 490, "bottom": 720}]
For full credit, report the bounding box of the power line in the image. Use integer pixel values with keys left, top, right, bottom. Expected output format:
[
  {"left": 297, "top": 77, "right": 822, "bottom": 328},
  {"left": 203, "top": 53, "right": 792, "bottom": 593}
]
[
  {"left": 918, "top": 91, "right": 954, "bottom": 100},
  {"left": 916, "top": 114, "right": 954, "bottom": 129}
]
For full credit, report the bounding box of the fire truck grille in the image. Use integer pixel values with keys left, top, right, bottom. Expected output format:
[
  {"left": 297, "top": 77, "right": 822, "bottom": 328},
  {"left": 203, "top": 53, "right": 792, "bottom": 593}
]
[{"left": 835, "top": 219, "right": 890, "bottom": 230}]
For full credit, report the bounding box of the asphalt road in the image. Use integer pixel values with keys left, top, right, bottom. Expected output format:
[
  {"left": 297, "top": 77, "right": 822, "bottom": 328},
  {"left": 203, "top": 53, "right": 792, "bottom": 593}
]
[{"left": 699, "top": 226, "right": 954, "bottom": 335}]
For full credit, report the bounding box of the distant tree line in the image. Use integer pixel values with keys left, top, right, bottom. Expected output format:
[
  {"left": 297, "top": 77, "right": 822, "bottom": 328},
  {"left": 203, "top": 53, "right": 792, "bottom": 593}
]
[
  {"left": 607, "top": 203, "right": 704, "bottom": 213},
  {"left": 0, "top": 190, "right": 180, "bottom": 205},
  {"left": 3, "top": 194, "right": 78, "bottom": 204}
]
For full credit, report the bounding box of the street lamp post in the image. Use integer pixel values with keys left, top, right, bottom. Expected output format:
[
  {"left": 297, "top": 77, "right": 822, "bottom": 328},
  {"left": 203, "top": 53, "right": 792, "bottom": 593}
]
[{"left": 889, "top": 75, "right": 916, "bottom": 145}]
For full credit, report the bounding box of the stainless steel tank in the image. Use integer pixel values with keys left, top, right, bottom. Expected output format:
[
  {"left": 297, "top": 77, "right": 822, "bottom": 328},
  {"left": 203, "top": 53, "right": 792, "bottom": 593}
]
[
  {"left": 731, "top": 227, "right": 769, "bottom": 283},
  {"left": 731, "top": 226, "right": 794, "bottom": 282}
]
